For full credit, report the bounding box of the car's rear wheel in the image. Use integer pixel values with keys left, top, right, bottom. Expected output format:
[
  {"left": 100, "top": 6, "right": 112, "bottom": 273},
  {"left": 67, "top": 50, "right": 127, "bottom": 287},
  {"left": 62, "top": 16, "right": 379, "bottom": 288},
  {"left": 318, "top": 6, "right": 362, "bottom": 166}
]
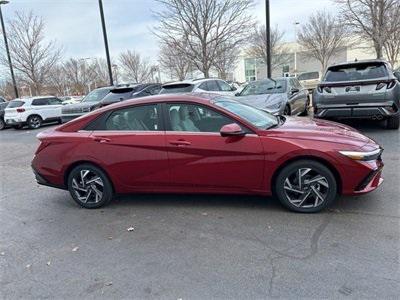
[
  {"left": 386, "top": 115, "right": 399, "bottom": 130},
  {"left": 275, "top": 160, "right": 337, "bottom": 213},
  {"left": 0, "top": 118, "right": 5, "bottom": 130},
  {"left": 67, "top": 164, "right": 113, "bottom": 209},
  {"left": 27, "top": 115, "right": 42, "bottom": 129}
]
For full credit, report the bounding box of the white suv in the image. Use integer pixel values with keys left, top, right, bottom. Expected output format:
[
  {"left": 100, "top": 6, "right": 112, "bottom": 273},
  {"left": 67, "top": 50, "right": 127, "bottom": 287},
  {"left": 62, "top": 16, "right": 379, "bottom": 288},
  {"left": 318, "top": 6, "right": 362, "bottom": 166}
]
[
  {"left": 4, "top": 96, "right": 63, "bottom": 129},
  {"left": 160, "top": 78, "right": 237, "bottom": 95}
]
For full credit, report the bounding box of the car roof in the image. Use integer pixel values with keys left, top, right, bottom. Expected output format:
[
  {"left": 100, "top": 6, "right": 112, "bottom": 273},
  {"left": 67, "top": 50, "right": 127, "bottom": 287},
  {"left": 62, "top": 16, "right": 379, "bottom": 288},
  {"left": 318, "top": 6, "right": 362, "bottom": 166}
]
[{"left": 10, "top": 95, "right": 56, "bottom": 102}]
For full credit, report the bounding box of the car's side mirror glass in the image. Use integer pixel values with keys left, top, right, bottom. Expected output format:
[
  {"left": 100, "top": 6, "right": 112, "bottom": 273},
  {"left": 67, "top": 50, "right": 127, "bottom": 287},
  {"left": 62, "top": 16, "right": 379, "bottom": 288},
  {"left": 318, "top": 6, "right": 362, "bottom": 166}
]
[{"left": 220, "top": 123, "right": 245, "bottom": 137}]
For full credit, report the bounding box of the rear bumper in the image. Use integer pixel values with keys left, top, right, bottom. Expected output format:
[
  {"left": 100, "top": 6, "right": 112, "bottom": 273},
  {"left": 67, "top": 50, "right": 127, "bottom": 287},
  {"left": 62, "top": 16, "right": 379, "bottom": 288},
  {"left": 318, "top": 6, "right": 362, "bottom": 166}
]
[
  {"left": 31, "top": 165, "right": 66, "bottom": 190},
  {"left": 4, "top": 117, "right": 26, "bottom": 126},
  {"left": 314, "top": 101, "right": 399, "bottom": 119}
]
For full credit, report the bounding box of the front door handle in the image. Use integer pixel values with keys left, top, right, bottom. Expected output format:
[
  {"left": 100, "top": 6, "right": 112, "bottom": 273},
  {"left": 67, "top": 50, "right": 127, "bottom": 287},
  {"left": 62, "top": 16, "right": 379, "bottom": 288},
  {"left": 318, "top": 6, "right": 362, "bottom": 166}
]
[
  {"left": 92, "top": 137, "right": 111, "bottom": 143},
  {"left": 169, "top": 140, "right": 191, "bottom": 146}
]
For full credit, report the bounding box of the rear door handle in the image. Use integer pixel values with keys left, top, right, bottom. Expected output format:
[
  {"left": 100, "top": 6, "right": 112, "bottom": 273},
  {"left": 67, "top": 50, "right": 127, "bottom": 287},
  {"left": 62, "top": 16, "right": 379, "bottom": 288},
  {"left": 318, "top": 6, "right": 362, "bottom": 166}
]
[
  {"left": 92, "top": 137, "right": 111, "bottom": 143},
  {"left": 169, "top": 140, "right": 191, "bottom": 146}
]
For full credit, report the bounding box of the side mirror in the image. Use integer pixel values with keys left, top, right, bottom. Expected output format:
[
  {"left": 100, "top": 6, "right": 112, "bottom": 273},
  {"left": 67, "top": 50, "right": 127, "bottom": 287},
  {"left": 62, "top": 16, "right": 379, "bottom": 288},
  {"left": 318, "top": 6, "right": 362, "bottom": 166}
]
[
  {"left": 235, "top": 92, "right": 241, "bottom": 96},
  {"left": 290, "top": 88, "right": 300, "bottom": 95},
  {"left": 220, "top": 123, "right": 245, "bottom": 137},
  {"left": 231, "top": 86, "right": 237, "bottom": 91}
]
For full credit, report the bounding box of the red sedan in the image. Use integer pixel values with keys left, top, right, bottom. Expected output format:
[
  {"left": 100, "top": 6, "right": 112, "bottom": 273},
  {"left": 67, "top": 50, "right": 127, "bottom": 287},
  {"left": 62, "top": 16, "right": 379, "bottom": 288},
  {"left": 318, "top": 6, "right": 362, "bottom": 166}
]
[{"left": 31, "top": 94, "right": 384, "bottom": 213}]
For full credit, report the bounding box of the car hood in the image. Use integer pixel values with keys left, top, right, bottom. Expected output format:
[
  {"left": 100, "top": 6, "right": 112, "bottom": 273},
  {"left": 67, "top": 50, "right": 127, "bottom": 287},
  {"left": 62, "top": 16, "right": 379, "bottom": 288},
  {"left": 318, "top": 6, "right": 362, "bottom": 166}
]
[
  {"left": 267, "top": 117, "right": 376, "bottom": 148},
  {"left": 236, "top": 93, "right": 285, "bottom": 108}
]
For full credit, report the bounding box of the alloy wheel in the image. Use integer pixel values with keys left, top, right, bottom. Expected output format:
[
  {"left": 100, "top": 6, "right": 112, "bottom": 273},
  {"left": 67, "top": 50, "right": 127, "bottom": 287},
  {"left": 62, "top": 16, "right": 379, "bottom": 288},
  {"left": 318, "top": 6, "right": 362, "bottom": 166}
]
[
  {"left": 29, "top": 116, "right": 41, "bottom": 129},
  {"left": 283, "top": 168, "right": 329, "bottom": 208},
  {"left": 71, "top": 169, "right": 104, "bottom": 204}
]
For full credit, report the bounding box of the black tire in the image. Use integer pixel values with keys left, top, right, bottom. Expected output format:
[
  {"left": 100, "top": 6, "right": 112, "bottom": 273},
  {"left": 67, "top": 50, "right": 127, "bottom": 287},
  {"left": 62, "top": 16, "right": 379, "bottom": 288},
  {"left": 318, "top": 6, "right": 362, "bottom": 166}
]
[
  {"left": 299, "top": 97, "right": 309, "bottom": 116},
  {"left": 67, "top": 164, "right": 113, "bottom": 209},
  {"left": 27, "top": 115, "right": 42, "bottom": 129},
  {"left": 283, "top": 105, "right": 291, "bottom": 116},
  {"left": 386, "top": 115, "right": 399, "bottom": 130},
  {"left": 274, "top": 160, "right": 337, "bottom": 213},
  {"left": 0, "top": 118, "right": 5, "bottom": 130},
  {"left": 12, "top": 124, "right": 23, "bottom": 129}
]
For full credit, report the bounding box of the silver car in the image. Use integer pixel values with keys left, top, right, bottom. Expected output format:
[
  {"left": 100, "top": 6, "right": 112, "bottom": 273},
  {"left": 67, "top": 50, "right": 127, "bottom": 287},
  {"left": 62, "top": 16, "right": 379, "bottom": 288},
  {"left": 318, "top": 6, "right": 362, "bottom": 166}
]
[
  {"left": 234, "top": 77, "right": 309, "bottom": 116},
  {"left": 313, "top": 59, "right": 400, "bottom": 129}
]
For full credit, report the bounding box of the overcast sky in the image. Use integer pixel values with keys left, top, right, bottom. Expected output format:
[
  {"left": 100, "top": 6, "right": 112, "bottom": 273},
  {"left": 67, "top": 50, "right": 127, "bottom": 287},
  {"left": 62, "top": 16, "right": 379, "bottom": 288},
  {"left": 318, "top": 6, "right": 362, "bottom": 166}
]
[{"left": 0, "top": 0, "right": 337, "bottom": 73}]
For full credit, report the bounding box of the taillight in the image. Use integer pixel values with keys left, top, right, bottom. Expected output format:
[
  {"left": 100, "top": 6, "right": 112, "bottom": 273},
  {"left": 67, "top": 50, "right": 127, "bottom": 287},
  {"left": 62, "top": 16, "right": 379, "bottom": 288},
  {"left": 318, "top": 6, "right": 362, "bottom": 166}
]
[
  {"left": 376, "top": 82, "right": 386, "bottom": 90},
  {"left": 16, "top": 108, "right": 25, "bottom": 113},
  {"left": 35, "top": 141, "right": 51, "bottom": 154},
  {"left": 387, "top": 80, "right": 396, "bottom": 89}
]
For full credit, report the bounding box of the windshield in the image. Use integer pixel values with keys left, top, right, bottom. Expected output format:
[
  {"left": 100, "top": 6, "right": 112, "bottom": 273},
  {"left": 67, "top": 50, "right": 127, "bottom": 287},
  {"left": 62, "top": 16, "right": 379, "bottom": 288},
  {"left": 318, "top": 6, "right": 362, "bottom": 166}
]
[
  {"left": 160, "top": 84, "right": 194, "bottom": 94},
  {"left": 325, "top": 63, "right": 388, "bottom": 82},
  {"left": 215, "top": 100, "right": 278, "bottom": 129},
  {"left": 81, "top": 89, "right": 110, "bottom": 103},
  {"left": 240, "top": 79, "right": 286, "bottom": 96}
]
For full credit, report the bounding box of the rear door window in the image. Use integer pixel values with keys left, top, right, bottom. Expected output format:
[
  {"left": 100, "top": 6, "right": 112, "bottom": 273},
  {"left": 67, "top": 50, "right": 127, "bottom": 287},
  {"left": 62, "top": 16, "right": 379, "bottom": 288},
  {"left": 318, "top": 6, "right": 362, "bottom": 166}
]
[
  {"left": 325, "top": 63, "right": 388, "bottom": 82},
  {"left": 48, "top": 98, "right": 62, "bottom": 105},
  {"left": 32, "top": 98, "right": 50, "bottom": 106},
  {"left": 160, "top": 84, "right": 194, "bottom": 94},
  {"left": 216, "top": 80, "right": 232, "bottom": 91},
  {"left": 207, "top": 80, "right": 220, "bottom": 91}
]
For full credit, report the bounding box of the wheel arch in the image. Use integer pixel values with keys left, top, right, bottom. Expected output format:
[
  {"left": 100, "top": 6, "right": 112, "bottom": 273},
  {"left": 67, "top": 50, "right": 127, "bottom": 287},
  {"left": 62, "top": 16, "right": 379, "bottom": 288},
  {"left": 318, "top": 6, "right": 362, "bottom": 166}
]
[
  {"left": 27, "top": 113, "right": 43, "bottom": 120},
  {"left": 64, "top": 160, "right": 115, "bottom": 192},
  {"left": 270, "top": 155, "right": 342, "bottom": 195}
]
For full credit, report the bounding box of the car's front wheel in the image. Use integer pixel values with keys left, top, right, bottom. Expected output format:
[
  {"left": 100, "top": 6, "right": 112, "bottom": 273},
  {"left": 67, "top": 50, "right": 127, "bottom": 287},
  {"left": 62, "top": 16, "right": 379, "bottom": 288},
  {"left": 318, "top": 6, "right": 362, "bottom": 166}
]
[
  {"left": 275, "top": 160, "right": 337, "bottom": 213},
  {"left": 67, "top": 164, "right": 114, "bottom": 208}
]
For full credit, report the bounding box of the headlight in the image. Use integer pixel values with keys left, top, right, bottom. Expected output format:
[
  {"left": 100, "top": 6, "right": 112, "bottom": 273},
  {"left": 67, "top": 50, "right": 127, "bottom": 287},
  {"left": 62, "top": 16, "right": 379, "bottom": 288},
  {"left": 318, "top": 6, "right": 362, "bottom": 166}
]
[
  {"left": 266, "top": 102, "right": 281, "bottom": 110},
  {"left": 339, "top": 148, "right": 382, "bottom": 161}
]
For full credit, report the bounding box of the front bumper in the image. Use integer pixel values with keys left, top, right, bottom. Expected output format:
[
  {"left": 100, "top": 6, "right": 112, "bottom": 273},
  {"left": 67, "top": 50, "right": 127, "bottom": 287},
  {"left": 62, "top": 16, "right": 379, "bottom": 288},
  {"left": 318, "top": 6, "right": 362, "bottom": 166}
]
[{"left": 314, "top": 101, "right": 398, "bottom": 119}]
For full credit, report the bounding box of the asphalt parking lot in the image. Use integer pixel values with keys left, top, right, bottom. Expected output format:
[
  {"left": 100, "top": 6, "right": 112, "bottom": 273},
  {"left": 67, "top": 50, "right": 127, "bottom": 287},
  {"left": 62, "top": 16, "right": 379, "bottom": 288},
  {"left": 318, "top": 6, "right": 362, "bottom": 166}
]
[{"left": 0, "top": 119, "right": 399, "bottom": 299}]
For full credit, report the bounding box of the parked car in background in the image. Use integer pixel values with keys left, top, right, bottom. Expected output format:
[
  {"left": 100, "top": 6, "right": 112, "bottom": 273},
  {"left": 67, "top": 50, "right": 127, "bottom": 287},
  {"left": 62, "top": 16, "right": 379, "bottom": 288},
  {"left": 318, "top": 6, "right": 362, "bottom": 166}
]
[
  {"left": 313, "top": 59, "right": 400, "bottom": 129},
  {"left": 32, "top": 93, "right": 384, "bottom": 213},
  {"left": 4, "top": 96, "right": 63, "bottom": 129},
  {"left": 235, "top": 77, "right": 309, "bottom": 116},
  {"left": 97, "top": 83, "right": 161, "bottom": 108},
  {"left": 61, "top": 86, "right": 115, "bottom": 123},
  {"left": 297, "top": 71, "right": 321, "bottom": 91},
  {"left": 160, "top": 78, "right": 237, "bottom": 95},
  {"left": 0, "top": 101, "right": 9, "bottom": 130},
  {"left": 61, "top": 96, "right": 84, "bottom": 105},
  {"left": 0, "top": 96, "right": 6, "bottom": 103}
]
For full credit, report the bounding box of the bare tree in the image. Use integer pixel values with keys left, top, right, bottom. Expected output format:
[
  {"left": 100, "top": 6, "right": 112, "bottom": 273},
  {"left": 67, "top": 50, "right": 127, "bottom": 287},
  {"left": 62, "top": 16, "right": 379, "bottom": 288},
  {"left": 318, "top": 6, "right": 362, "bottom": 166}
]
[
  {"left": 0, "top": 11, "right": 62, "bottom": 95},
  {"left": 119, "top": 50, "right": 152, "bottom": 83},
  {"left": 247, "top": 25, "right": 290, "bottom": 71},
  {"left": 383, "top": 7, "right": 400, "bottom": 68},
  {"left": 154, "top": 0, "right": 254, "bottom": 78},
  {"left": 47, "top": 65, "right": 68, "bottom": 96},
  {"left": 62, "top": 58, "right": 97, "bottom": 94},
  {"left": 336, "top": 0, "right": 400, "bottom": 59},
  {"left": 213, "top": 42, "right": 239, "bottom": 80},
  {"left": 159, "top": 42, "right": 191, "bottom": 81},
  {"left": 298, "top": 11, "right": 349, "bottom": 72}
]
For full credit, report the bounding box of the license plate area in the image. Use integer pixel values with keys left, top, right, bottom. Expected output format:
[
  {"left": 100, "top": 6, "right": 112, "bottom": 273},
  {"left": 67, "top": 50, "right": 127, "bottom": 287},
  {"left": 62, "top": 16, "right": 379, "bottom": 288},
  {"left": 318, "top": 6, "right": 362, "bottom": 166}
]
[{"left": 345, "top": 86, "right": 361, "bottom": 93}]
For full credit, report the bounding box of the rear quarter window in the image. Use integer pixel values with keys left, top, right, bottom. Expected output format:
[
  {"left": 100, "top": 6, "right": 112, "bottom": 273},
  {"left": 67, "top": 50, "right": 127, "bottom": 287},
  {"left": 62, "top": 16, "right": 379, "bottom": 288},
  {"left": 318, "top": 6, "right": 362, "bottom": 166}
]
[{"left": 7, "top": 101, "right": 25, "bottom": 108}]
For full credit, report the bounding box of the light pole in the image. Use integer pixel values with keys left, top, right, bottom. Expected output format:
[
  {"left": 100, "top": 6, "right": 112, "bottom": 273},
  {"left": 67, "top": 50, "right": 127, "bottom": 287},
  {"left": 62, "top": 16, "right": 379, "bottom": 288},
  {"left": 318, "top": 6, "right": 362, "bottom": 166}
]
[
  {"left": 98, "top": 0, "right": 113, "bottom": 86},
  {"left": 0, "top": 0, "right": 19, "bottom": 98},
  {"left": 265, "top": 0, "right": 271, "bottom": 78},
  {"left": 293, "top": 21, "right": 300, "bottom": 75}
]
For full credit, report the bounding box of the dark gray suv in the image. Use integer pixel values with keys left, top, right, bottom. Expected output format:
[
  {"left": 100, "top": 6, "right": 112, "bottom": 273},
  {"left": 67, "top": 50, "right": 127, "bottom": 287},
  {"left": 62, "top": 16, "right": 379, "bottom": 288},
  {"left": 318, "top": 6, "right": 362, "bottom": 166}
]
[{"left": 313, "top": 59, "right": 400, "bottom": 129}]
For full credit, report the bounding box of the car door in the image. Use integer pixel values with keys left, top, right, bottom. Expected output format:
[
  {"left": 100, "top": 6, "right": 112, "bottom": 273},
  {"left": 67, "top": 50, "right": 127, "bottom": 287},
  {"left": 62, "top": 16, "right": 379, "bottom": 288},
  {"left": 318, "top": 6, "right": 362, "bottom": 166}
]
[
  {"left": 31, "top": 98, "right": 51, "bottom": 119},
  {"left": 164, "top": 102, "right": 264, "bottom": 192},
  {"left": 288, "top": 79, "right": 305, "bottom": 115},
  {"left": 87, "top": 103, "right": 170, "bottom": 190},
  {"left": 47, "top": 97, "right": 63, "bottom": 119}
]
